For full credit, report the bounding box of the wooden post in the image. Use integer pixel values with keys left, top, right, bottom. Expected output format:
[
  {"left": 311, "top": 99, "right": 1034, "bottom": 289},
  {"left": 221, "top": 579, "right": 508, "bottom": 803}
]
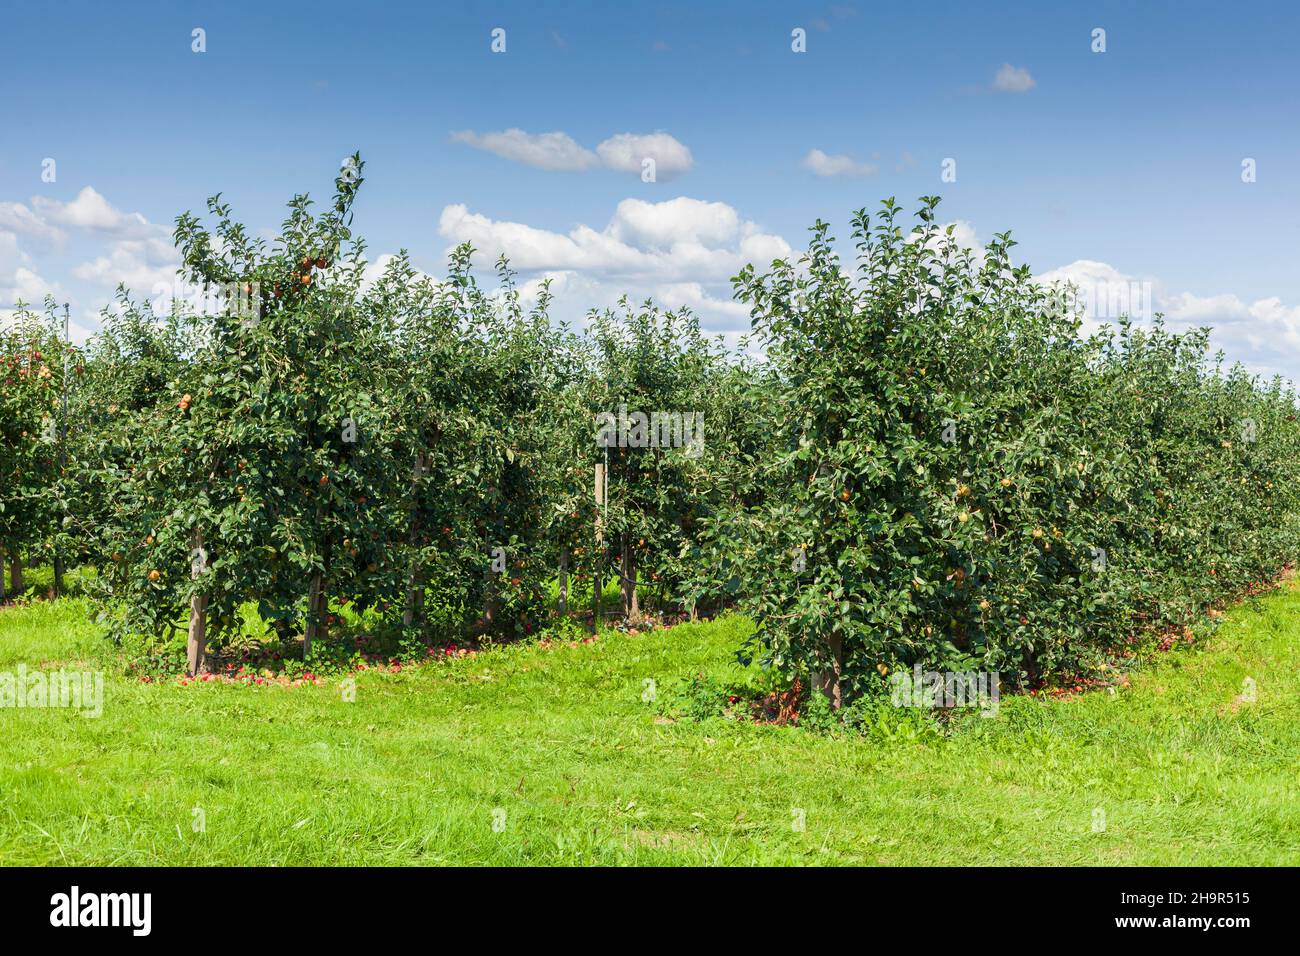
[
  {"left": 52, "top": 302, "right": 68, "bottom": 597},
  {"left": 186, "top": 530, "right": 208, "bottom": 675},
  {"left": 593, "top": 461, "right": 605, "bottom": 632}
]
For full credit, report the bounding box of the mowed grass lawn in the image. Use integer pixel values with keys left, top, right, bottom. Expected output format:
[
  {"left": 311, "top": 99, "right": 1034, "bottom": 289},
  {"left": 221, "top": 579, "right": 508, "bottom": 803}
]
[{"left": 1, "top": 579, "right": 1299, "bottom": 866}]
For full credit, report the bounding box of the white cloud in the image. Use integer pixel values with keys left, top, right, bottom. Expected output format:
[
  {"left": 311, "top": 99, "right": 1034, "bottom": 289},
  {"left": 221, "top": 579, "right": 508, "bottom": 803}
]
[
  {"left": 908, "top": 220, "right": 981, "bottom": 257},
  {"left": 437, "top": 196, "right": 789, "bottom": 332},
  {"left": 0, "top": 189, "right": 180, "bottom": 298},
  {"left": 506, "top": 272, "right": 750, "bottom": 334},
  {"left": 650, "top": 281, "right": 751, "bottom": 319},
  {"left": 801, "top": 149, "right": 878, "bottom": 178},
  {"left": 0, "top": 202, "right": 65, "bottom": 245},
  {"left": 1035, "top": 259, "right": 1157, "bottom": 337},
  {"left": 451, "top": 128, "right": 693, "bottom": 178},
  {"left": 596, "top": 133, "right": 693, "bottom": 179},
  {"left": 0, "top": 231, "right": 28, "bottom": 277},
  {"left": 449, "top": 129, "right": 599, "bottom": 171},
  {"left": 0, "top": 231, "right": 64, "bottom": 315},
  {"left": 359, "top": 253, "right": 441, "bottom": 295},
  {"left": 991, "top": 64, "right": 1036, "bottom": 94},
  {"left": 73, "top": 237, "right": 180, "bottom": 294},
  {"left": 31, "top": 186, "right": 158, "bottom": 237},
  {"left": 1, "top": 186, "right": 178, "bottom": 302},
  {"left": 1165, "top": 292, "right": 1300, "bottom": 371},
  {"left": 606, "top": 197, "right": 742, "bottom": 251},
  {"left": 944, "top": 221, "right": 981, "bottom": 251},
  {"left": 1037, "top": 258, "right": 1300, "bottom": 381},
  {"left": 439, "top": 196, "right": 789, "bottom": 285}
]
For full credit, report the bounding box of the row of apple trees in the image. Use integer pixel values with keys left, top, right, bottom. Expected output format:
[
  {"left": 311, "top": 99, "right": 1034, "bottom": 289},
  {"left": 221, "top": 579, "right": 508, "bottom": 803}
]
[
  {"left": 0, "top": 304, "right": 72, "bottom": 599},
  {"left": 37, "top": 157, "right": 747, "bottom": 672},
  {"left": 690, "top": 196, "right": 1300, "bottom": 704}
]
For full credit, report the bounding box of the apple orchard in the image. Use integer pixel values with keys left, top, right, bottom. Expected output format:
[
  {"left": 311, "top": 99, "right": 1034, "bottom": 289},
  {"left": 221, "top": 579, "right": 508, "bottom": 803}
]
[{"left": 3, "top": 156, "right": 1298, "bottom": 709}]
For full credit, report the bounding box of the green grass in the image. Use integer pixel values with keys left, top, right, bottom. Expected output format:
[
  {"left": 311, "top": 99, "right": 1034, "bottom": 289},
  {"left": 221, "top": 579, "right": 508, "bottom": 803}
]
[{"left": 1, "top": 578, "right": 1299, "bottom": 865}]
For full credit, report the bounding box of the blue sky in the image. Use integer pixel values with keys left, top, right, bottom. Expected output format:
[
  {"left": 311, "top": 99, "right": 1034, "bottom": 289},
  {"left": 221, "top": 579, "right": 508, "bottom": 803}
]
[{"left": 3, "top": 0, "right": 1298, "bottom": 377}]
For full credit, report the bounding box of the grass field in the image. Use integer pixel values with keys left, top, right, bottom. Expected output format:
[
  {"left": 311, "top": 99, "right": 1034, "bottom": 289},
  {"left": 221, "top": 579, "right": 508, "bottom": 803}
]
[{"left": 1, "top": 575, "right": 1298, "bottom": 865}]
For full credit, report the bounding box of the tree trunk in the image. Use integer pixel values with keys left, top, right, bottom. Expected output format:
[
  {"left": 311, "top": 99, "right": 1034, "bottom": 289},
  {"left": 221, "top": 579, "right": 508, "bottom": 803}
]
[
  {"left": 484, "top": 577, "right": 501, "bottom": 632},
  {"left": 402, "top": 579, "right": 423, "bottom": 629},
  {"left": 620, "top": 534, "right": 639, "bottom": 623},
  {"left": 402, "top": 456, "right": 424, "bottom": 631},
  {"left": 304, "top": 531, "right": 334, "bottom": 657},
  {"left": 186, "top": 530, "right": 208, "bottom": 675},
  {"left": 304, "top": 571, "right": 323, "bottom": 658},
  {"left": 316, "top": 582, "right": 329, "bottom": 643},
  {"left": 558, "top": 547, "right": 569, "bottom": 615},
  {"left": 403, "top": 566, "right": 423, "bottom": 634},
  {"left": 813, "top": 632, "right": 844, "bottom": 709},
  {"left": 9, "top": 551, "right": 24, "bottom": 596},
  {"left": 0, "top": 545, "right": 7, "bottom": 601},
  {"left": 52, "top": 554, "right": 64, "bottom": 597},
  {"left": 401, "top": 530, "right": 422, "bottom": 631}
]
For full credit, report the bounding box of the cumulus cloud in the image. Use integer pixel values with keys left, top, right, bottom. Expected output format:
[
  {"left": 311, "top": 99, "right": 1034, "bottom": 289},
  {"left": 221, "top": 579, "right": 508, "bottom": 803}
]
[
  {"left": 1036, "top": 258, "right": 1300, "bottom": 381},
  {"left": 502, "top": 270, "right": 750, "bottom": 337},
  {"left": 449, "top": 129, "right": 599, "bottom": 171},
  {"left": 439, "top": 196, "right": 789, "bottom": 284},
  {"left": 436, "top": 196, "right": 790, "bottom": 332},
  {"left": 0, "top": 202, "right": 66, "bottom": 245},
  {"left": 802, "top": 149, "right": 878, "bottom": 178},
  {"left": 1035, "top": 259, "right": 1158, "bottom": 338},
  {"left": 451, "top": 128, "right": 693, "bottom": 178},
  {"left": 605, "top": 196, "right": 743, "bottom": 251},
  {"left": 898, "top": 220, "right": 983, "bottom": 266},
  {"left": 0, "top": 231, "right": 28, "bottom": 279},
  {"left": 650, "top": 281, "right": 751, "bottom": 319},
  {"left": 0, "top": 231, "right": 65, "bottom": 316},
  {"left": 0, "top": 187, "right": 186, "bottom": 328},
  {"left": 358, "top": 252, "right": 443, "bottom": 296},
  {"left": 943, "top": 220, "right": 981, "bottom": 251},
  {"left": 991, "top": 63, "right": 1036, "bottom": 94},
  {"left": 596, "top": 132, "right": 694, "bottom": 179},
  {"left": 31, "top": 186, "right": 158, "bottom": 237},
  {"left": 73, "top": 236, "right": 180, "bottom": 295},
  {"left": 1164, "top": 291, "right": 1300, "bottom": 375}
]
